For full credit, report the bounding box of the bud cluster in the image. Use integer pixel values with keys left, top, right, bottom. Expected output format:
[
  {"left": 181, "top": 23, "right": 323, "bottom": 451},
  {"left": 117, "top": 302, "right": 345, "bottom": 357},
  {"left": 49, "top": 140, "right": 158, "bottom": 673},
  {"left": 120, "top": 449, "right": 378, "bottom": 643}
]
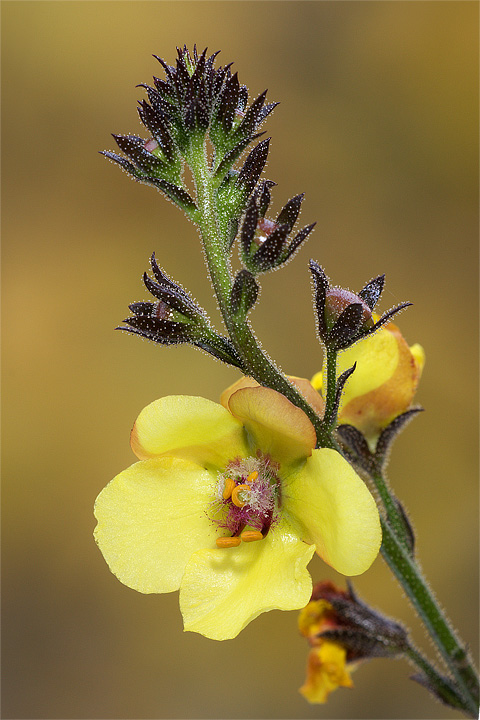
[
  {"left": 238, "top": 180, "right": 316, "bottom": 274},
  {"left": 119, "top": 253, "right": 245, "bottom": 369},
  {"left": 101, "top": 45, "right": 278, "bottom": 223}
]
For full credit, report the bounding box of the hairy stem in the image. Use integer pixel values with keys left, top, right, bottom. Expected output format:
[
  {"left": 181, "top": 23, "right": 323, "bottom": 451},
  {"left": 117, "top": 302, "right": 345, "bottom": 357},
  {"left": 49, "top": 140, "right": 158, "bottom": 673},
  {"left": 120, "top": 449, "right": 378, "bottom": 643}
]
[
  {"left": 381, "top": 517, "right": 479, "bottom": 716},
  {"left": 187, "top": 136, "right": 334, "bottom": 448}
]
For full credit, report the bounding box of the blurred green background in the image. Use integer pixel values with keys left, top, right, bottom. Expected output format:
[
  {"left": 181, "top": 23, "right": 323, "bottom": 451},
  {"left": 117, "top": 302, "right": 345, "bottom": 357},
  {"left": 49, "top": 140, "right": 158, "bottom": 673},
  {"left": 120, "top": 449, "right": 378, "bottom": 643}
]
[{"left": 2, "top": 2, "right": 478, "bottom": 718}]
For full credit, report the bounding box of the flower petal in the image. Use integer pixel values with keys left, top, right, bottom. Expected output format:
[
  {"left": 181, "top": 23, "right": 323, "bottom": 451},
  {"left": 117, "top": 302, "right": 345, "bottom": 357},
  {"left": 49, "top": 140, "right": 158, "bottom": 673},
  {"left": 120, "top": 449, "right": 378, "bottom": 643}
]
[
  {"left": 300, "top": 643, "right": 353, "bottom": 704},
  {"left": 221, "top": 375, "right": 325, "bottom": 418},
  {"left": 179, "top": 517, "right": 315, "bottom": 640},
  {"left": 284, "top": 449, "right": 381, "bottom": 576},
  {"left": 313, "top": 323, "right": 424, "bottom": 439},
  {"left": 131, "top": 395, "right": 248, "bottom": 467},
  {"left": 94, "top": 457, "right": 218, "bottom": 594},
  {"left": 227, "top": 386, "right": 316, "bottom": 466},
  {"left": 220, "top": 375, "right": 259, "bottom": 407}
]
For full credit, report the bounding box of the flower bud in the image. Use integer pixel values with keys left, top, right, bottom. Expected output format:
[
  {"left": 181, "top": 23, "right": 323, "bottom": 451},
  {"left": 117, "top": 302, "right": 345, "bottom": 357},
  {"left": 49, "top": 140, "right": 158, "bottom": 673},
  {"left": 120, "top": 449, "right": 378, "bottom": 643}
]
[
  {"left": 299, "top": 580, "right": 408, "bottom": 704},
  {"left": 324, "top": 287, "right": 375, "bottom": 332},
  {"left": 312, "top": 319, "right": 425, "bottom": 442},
  {"left": 310, "top": 262, "right": 412, "bottom": 351}
]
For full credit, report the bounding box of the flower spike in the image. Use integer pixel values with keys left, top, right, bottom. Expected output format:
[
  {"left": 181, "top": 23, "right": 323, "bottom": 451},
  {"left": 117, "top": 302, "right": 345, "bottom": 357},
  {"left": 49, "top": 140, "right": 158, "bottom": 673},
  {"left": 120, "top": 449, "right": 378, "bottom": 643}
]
[{"left": 102, "top": 47, "right": 279, "bottom": 227}]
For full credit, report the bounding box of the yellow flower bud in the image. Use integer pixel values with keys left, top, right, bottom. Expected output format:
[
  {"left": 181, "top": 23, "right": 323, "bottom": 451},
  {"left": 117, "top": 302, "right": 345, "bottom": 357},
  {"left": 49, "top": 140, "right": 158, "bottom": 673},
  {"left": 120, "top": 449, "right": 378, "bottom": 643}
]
[{"left": 312, "top": 321, "right": 425, "bottom": 442}]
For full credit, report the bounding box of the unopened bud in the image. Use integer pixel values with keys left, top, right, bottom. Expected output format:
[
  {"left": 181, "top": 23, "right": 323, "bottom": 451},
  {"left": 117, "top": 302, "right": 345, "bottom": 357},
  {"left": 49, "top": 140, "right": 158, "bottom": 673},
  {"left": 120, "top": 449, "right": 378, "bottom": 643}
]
[
  {"left": 325, "top": 288, "right": 374, "bottom": 332},
  {"left": 298, "top": 580, "right": 408, "bottom": 704}
]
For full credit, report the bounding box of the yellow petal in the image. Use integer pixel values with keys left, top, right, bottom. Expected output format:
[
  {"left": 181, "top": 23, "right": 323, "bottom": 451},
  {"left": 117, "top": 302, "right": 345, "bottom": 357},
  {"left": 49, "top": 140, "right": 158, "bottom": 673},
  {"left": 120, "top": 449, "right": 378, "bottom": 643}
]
[
  {"left": 94, "top": 457, "right": 218, "bottom": 594},
  {"left": 338, "top": 325, "right": 400, "bottom": 400},
  {"left": 179, "top": 517, "right": 315, "bottom": 640},
  {"left": 220, "top": 375, "right": 259, "bottom": 408},
  {"left": 221, "top": 375, "right": 325, "bottom": 419},
  {"left": 284, "top": 449, "right": 381, "bottom": 576},
  {"left": 410, "top": 342, "right": 426, "bottom": 376},
  {"left": 287, "top": 376, "right": 325, "bottom": 419},
  {"left": 300, "top": 643, "right": 353, "bottom": 704},
  {"left": 130, "top": 395, "right": 248, "bottom": 468},
  {"left": 339, "top": 325, "right": 421, "bottom": 437},
  {"left": 227, "top": 386, "right": 316, "bottom": 466}
]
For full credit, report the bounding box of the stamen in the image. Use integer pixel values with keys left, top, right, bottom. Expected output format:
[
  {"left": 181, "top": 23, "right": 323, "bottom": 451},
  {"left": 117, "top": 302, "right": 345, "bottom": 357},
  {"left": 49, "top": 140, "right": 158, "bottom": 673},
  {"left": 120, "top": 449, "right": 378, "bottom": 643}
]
[
  {"left": 231, "top": 484, "right": 250, "bottom": 508},
  {"left": 246, "top": 470, "right": 259, "bottom": 484},
  {"left": 216, "top": 536, "right": 241, "bottom": 548},
  {"left": 222, "top": 477, "right": 235, "bottom": 500},
  {"left": 241, "top": 530, "right": 264, "bottom": 543}
]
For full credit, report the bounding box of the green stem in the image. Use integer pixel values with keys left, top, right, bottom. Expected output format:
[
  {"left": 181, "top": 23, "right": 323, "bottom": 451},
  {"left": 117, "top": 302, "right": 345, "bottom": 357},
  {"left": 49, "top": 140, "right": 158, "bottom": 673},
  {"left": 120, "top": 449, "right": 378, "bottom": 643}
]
[
  {"left": 323, "top": 344, "right": 337, "bottom": 431},
  {"left": 370, "top": 468, "right": 413, "bottom": 556},
  {"left": 403, "top": 642, "right": 471, "bottom": 715},
  {"left": 187, "top": 136, "right": 334, "bottom": 449},
  {"left": 381, "top": 517, "right": 479, "bottom": 716}
]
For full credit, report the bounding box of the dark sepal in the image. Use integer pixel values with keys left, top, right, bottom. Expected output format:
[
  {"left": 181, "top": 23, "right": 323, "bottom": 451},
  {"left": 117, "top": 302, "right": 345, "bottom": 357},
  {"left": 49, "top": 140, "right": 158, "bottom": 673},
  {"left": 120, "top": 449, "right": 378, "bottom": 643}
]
[
  {"left": 335, "top": 423, "right": 376, "bottom": 474},
  {"left": 147, "top": 178, "right": 198, "bottom": 215},
  {"left": 217, "top": 71, "right": 240, "bottom": 131},
  {"left": 128, "top": 301, "right": 156, "bottom": 316},
  {"left": 310, "top": 260, "right": 330, "bottom": 339},
  {"left": 369, "top": 302, "right": 413, "bottom": 333},
  {"left": 240, "top": 197, "right": 259, "bottom": 256},
  {"left": 237, "top": 138, "right": 270, "bottom": 196},
  {"left": 233, "top": 90, "right": 276, "bottom": 140},
  {"left": 100, "top": 151, "right": 144, "bottom": 181},
  {"left": 250, "top": 223, "right": 290, "bottom": 272},
  {"left": 148, "top": 253, "right": 205, "bottom": 318},
  {"left": 320, "top": 627, "right": 403, "bottom": 661},
  {"left": 256, "top": 179, "right": 276, "bottom": 218},
  {"left": 137, "top": 101, "right": 176, "bottom": 162},
  {"left": 230, "top": 269, "right": 259, "bottom": 316},
  {"left": 183, "top": 76, "right": 210, "bottom": 131},
  {"left": 276, "top": 193, "right": 304, "bottom": 233},
  {"left": 324, "top": 363, "right": 356, "bottom": 427},
  {"left": 329, "top": 303, "right": 364, "bottom": 350},
  {"left": 314, "top": 579, "right": 408, "bottom": 663},
  {"left": 375, "top": 407, "right": 424, "bottom": 470},
  {"left": 118, "top": 315, "right": 190, "bottom": 345},
  {"left": 112, "top": 134, "right": 167, "bottom": 176},
  {"left": 257, "top": 102, "right": 278, "bottom": 124},
  {"left": 358, "top": 274, "right": 385, "bottom": 310},
  {"left": 194, "top": 335, "right": 246, "bottom": 371},
  {"left": 282, "top": 223, "right": 316, "bottom": 263},
  {"left": 213, "top": 132, "right": 265, "bottom": 181}
]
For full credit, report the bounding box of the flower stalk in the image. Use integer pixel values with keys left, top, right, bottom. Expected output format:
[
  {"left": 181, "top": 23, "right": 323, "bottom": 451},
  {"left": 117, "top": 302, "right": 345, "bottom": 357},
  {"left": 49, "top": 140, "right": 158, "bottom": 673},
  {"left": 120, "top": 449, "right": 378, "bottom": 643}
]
[
  {"left": 101, "top": 45, "right": 478, "bottom": 717},
  {"left": 381, "top": 517, "right": 479, "bottom": 717},
  {"left": 187, "top": 131, "right": 334, "bottom": 448}
]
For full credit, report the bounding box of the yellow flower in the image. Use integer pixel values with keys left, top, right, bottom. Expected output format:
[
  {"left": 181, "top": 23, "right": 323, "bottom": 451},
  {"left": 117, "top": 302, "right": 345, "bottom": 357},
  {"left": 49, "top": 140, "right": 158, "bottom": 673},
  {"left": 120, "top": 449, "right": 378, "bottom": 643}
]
[
  {"left": 300, "top": 642, "right": 354, "bottom": 703},
  {"left": 312, "top": 320, "right": 425, "bottom": 442},
  {"left": 94, "top": 383, "right": 381, "bottom": 640}
]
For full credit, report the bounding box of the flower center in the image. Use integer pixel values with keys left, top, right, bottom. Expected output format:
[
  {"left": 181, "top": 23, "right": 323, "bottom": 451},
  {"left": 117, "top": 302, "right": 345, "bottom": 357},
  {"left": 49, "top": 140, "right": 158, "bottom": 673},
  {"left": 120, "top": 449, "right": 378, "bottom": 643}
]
[{"left": 210, "top": 454, "right": 281, "bottom": 549}]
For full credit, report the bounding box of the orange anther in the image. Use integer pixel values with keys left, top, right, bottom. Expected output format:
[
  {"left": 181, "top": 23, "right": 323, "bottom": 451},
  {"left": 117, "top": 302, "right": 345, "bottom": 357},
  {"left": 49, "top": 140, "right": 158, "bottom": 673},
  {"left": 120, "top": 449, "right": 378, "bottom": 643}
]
[
  {"left": 246, "top": 471, "right": 259, "bottom": 484},
  {"left": 231, "top": 483, "right": 250, "bottom": 507},
  {"left": 216, "top": 536, "right": 241, "bottom": 548},
  {"left": 241, "top": 530, "right": 264, "bottom": 543},
  {"left": 222, "top": 477, "right": 235, "bottom": 500}
]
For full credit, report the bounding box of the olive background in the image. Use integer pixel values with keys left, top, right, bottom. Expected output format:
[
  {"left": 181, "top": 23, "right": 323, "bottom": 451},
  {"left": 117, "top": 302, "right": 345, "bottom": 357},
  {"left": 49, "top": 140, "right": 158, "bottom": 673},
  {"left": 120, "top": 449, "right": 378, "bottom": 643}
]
[{"left": 2, "top": 2, "right": 478, "bottom": 718}]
